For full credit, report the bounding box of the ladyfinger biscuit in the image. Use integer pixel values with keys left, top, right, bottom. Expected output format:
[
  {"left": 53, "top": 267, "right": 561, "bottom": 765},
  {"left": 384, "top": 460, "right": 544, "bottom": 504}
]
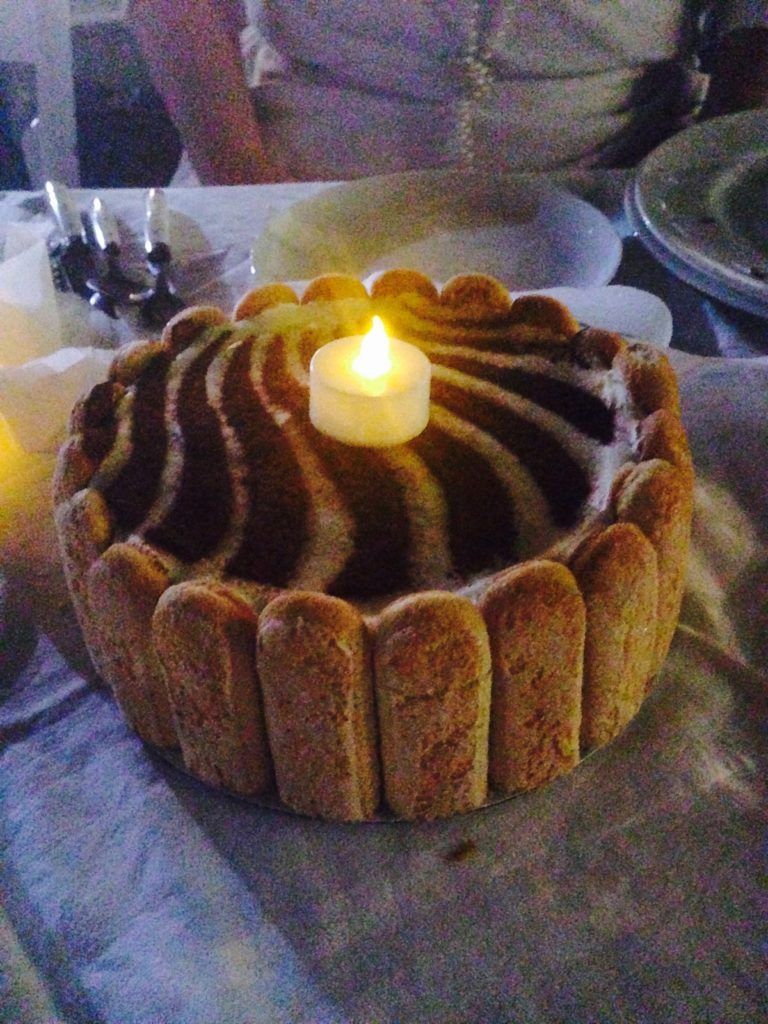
[
  {"left": 638, "top": 408, "right": 695, "bottom": 490},
  {"left": 370, "top": 268, "right": 439, "bottom": 302},
  {"left": 613, "top": 458, "right": 692, "bottom": 675},
  {"left": 67, "top": 378, "right": 120, "bottom": 436},
  {"left": 301, "top": 273, "right": 368, "bottom": 303},
  {"left": 87, "top": 542, "right": 177, "bottom": 748},
  {"left": 108, "top": 339, "right": 166, "bottom": 385},
  {"left": 441, "top": 273, "right": 513, "bottom": 316},
  {"left": 570, "top": 523, "right": 658, "bottom": 751},
  {"left": 66, "top": 379, "right": 122, "bottom": 469},
  {"left": 616, "top": 341, "right": 681, "bottom": 416},
  {"left": 153, "top": 580, "right": 273, "bottom": 795},
  {"left": 53, "top": 487, "right": 114, "bottom": 680},
  {"left": 572, "top": 326, "right": 628, "bottom": 369},
  {"left": 233, "top": 283, "right": 298, "bottom": 321},
  {"left": 161, "top": 305, "right": 228, "bottom": 354},
  {"left": 508, "top": 294, "right": 580, "bottom": 336},
  {"left": 481, "top": 561, "right": 585, "bottom": 794},
  {"left": 257, "top": 591, "right": 380, "bottom": 821},
  {"left": 52, "top": 437, "right": 96, "bottom": 505},
  {"left": 373, "top": 591, "right": 491, "bottom": 820}
]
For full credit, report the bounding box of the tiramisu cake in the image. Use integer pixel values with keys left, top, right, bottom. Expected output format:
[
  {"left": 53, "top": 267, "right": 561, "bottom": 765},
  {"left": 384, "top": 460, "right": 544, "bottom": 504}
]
[{"left": 53, "top": 270, "right": 693, "bottom": 820}]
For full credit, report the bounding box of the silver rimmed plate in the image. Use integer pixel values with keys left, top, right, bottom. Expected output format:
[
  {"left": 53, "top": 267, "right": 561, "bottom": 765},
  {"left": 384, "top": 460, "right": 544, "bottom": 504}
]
[
  {"left": 252, "top": 168, "right": 622, "bottom": 291},
  {"left": 628, "top": 109, "right": 768, "bottom": 316}
]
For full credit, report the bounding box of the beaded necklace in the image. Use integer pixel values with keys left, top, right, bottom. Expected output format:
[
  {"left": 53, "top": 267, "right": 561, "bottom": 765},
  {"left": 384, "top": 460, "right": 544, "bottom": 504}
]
[{"left": 454, "top": 0, "right": 494, "bottom": 167}]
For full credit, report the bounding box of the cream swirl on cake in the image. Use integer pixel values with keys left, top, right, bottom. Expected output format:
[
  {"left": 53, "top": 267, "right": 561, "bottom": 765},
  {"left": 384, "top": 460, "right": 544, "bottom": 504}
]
[{"left": 71, "top": 280, "right": 634, "bottom": 602}]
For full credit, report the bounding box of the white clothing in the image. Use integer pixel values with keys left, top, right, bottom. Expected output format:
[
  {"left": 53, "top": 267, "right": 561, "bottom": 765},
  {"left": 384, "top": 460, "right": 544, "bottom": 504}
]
[{"left": 236, "top": 0, "right": 767, "bottom": 179}]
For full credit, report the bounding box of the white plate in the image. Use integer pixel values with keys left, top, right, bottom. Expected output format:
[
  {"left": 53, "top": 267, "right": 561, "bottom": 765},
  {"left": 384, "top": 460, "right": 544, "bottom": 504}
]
[
  {"left": 629, "top": 109, "right": 768, "bottom": 316},
  {"left": 252, "top": 169, "right": 622, "bottom": 290},
  {"left": 624, "top": 182, "right": 767, "bottom": 317}
]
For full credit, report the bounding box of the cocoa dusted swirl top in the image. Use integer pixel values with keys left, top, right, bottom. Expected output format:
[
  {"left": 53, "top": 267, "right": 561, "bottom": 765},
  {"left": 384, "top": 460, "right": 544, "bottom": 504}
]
[{"left": 82, "top": 281, "right": 635, "bottom": 601}]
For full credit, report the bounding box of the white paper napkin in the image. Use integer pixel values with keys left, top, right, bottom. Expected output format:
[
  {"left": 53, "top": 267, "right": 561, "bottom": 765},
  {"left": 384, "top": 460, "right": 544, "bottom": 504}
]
[
  {"left": 0, "top": 227, "right": 63, "bottom": 367},
  {"left": 0, "top": 223, "right": 116, "bottom": 453},
  {"left": 0, "top": 346, "right": 115, "bottom": 454}
]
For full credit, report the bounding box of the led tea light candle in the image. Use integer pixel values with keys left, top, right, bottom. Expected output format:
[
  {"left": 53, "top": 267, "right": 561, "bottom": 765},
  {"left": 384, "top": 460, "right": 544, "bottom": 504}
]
[{"left": 309, "top": 316, "right": 431, "bottom": 447}]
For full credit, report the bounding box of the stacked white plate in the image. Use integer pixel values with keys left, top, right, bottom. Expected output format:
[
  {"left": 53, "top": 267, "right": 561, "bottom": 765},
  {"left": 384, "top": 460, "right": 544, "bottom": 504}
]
[
  {"left": 625, "top": 109, "right": 768, "bottom": 317},
  {"left": 254, "top": 169, "right": 623, "bottom": 290}
]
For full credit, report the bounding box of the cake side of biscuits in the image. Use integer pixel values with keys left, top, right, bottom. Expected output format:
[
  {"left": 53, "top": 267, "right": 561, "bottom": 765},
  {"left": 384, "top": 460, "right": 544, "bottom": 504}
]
[{"left": 53, "top": 270, "right": 693, "bottom": 821}]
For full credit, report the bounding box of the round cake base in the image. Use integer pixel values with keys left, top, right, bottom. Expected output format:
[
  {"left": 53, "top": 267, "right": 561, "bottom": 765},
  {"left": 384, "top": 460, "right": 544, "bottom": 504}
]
[{"left": 147, "top": 742, "right": 603, "bottom": 824}]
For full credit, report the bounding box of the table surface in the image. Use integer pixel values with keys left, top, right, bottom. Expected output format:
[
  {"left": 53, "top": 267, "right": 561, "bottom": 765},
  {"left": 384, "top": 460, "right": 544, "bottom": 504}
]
[{"left": 0, "top": 172, "right": 766, "bottom": 1024}]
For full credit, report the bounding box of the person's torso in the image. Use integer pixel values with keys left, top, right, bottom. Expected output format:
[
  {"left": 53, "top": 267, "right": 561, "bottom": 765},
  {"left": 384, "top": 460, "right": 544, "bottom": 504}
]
[{"left": 251, "top": 0, "right": 704, "bottom": 98}]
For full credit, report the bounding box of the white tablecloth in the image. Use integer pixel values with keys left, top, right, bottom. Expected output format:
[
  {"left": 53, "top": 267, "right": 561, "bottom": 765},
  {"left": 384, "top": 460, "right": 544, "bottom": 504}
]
[{"left": 0, "top": 174, "right": 766, "bottom": 1024}]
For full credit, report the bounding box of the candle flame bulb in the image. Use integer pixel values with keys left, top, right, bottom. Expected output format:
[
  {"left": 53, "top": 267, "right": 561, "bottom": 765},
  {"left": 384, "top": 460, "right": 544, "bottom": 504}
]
[{"left": 352, "top": 316, "right": 392, "bottom": 381}]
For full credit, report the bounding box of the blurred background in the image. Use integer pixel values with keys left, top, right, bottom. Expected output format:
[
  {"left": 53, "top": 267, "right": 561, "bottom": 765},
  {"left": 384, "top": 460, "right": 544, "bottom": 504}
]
[{"left": 0, "top": 0, "right": 182, "bottom": 190}]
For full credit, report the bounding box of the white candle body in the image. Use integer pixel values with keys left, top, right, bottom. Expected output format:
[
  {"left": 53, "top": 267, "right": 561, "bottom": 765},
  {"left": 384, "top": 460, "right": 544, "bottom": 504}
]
[{"left": 309, "top": 335, "right": 431, "bottom": 447}]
